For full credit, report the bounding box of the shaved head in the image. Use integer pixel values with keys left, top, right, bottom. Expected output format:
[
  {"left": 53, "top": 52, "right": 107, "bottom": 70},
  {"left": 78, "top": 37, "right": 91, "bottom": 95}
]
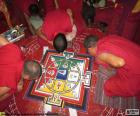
[
  {"left": 84, "top": 35, "right": 99, "bottom": 48},
  {"left": 53, "top": 33, "right": 67, "bottom": 53},
  {"left": 23, "top": 60, "right": 42, "bottom": 79}
]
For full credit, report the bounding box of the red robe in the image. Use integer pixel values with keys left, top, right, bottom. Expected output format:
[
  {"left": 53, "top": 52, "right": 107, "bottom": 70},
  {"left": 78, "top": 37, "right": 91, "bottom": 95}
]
[
  {"left": 43, "top": 0, "right": 55, "bottom": 12},
  {"left": 41, "top": 9, "right": 73, "bottom": 41},
  {"left": 0, "top": 44, "right": 24, "bottom": 93},
  {"left": 96, "top": 35, "right": 140, "bottom": 98}
]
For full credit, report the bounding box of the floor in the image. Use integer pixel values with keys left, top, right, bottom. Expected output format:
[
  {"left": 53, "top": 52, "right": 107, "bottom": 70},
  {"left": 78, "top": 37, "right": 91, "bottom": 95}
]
[
  {"left": 0, "top": 28, "right": 127, "bottom": 116},
  {"left": 0, "top": 1, "right": 138, "bottom": 114}
]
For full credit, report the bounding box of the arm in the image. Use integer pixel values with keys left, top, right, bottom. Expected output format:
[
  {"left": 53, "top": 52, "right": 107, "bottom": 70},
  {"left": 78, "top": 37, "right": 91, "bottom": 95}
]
[
  {"left": 132, "top": 0, "right": 140, "bottom": 13},
  {"left": 66, "top": 8, "right": 74, "bottom": 25},
  {"left": 0, "top": 36, "right": 9, "bottom": 46},
  {"left": 54, "top": 0, "right": 59, "bottom": 9},
  {"left": 0, "top": 1, "right": 12, "bottom": 28},
  {"left": 17, "top": 79, "right": 23, "bottom": 92},
  {"left": 65, "top": 24, "right": 77, "bottom": 41},
  {"left": 36, "top": 27, "right": 53, "bottom": 45},
  {"left": 97, "top": 53, "right": 125, "bottom": 68},
  {"left": 0, "top": 87, "right": 11, "bottom": 101}
]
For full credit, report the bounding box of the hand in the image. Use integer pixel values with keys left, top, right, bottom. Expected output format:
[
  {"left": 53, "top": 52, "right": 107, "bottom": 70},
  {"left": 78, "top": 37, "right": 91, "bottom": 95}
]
[
  {"left": 66, "top": 8, "right": 73, "bottom": 17},
  {"left": 47, "top": 40, "right": 53, "bottom": 45},
  {"left": 17, "top": 84, "right": 23, "bottom": 92},
  {"left": 17, "top": 79, "right": 23, "bottom": 92}
]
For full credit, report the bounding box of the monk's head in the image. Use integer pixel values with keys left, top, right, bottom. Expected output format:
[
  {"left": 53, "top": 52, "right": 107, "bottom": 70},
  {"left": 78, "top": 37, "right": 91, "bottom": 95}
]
[
  {"left": 28, "top": 4, "right": 40, "bottom": 16},
  {"left": 22, "top": 60, "right": 42, "bottom": 80},
  {"left": 84, "top": 35, "right": 99, "bottom": 56},
  {"left": 53, "top": 33, "right": 67, "bottom": 53}
]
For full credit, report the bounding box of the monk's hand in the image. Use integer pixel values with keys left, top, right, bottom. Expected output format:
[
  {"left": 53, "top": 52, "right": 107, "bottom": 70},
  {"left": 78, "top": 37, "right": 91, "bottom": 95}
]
[
  {"left": 48, "top": 40, "right": 53, "bottom": 45},
  {"left": 17, "top": 80, "right": 23, "bottom": 92}
]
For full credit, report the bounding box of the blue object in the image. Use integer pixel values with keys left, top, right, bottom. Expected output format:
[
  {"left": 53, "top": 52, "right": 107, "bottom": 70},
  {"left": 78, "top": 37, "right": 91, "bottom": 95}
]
[{"left": 56, "top": 67, "right": 68, "bottom": 80}]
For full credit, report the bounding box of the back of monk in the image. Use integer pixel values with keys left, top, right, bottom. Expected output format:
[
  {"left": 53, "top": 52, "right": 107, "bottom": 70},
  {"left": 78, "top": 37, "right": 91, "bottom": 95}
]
[
  {"left": 0, "top": 43, "right": 24, "bottom": 93},
  {"left": 41, "top": 9, "right": 73, "bottom": 41},
  {"left": 96, "top": 35, "right": 140, "bottom": 98}
]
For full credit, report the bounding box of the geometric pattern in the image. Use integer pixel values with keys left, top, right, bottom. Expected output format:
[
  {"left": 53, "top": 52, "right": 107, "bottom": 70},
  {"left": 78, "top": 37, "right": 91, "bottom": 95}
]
[{"left": 25, "top": 51, "right": 93, "bottom": 111}]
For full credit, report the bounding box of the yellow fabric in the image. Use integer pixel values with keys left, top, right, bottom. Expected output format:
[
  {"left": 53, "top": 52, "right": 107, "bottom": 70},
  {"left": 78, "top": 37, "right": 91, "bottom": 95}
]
[{"left": 132, "top": 0, "right": 140, "bottom": 13}]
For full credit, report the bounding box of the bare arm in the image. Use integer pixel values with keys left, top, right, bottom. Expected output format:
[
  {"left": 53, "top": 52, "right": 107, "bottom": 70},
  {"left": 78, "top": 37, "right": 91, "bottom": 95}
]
[
  {"left": 54, "top": 0, "right": 59, "bottom": 9},
  {"left": 36, "top": 27, "right": 53, "bottom": 45},
  {"left": 0, "top": 36, "right": 9, "bottom": 46},
  {"left": 66, "top": 9, "right": 74, "bottom": 25},
  {"left": 17, "top": 79, "right": 23, "bottom": 92},
  {"left": 98, "top": 53, "right": 125, "bottom": 68},
  {"left": 0, "top": 1, "right": 12, "bottom": 28},
  {"left": 0, "top": 87, "right": 11, "bottom": 101}
]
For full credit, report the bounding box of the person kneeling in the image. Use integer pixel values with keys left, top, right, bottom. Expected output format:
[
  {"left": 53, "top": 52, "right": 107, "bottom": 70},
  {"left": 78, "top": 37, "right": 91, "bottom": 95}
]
[{"left": 0, "top": 36, "right": 42, "bottom": 101}]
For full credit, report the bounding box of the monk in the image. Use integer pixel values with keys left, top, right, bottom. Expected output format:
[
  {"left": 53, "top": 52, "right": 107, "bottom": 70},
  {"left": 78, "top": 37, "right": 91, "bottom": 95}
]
[
  {"left": 25, "top": 4, "right": 44, "bottom": 35},
  {"left": 25, "top": 0, "right": 59, "bottom": 35},
  {"left": 84, "top": 35, "right": 140, "bottom": 99},
  {"left": 53, "top": 33, "right": 67, "bottom": 53},
  {"left": 0, "top": 36, "right": 42, "bottom": 101},
  {"left": 37, "top": 9, "right": 77, "bottom": 45}
]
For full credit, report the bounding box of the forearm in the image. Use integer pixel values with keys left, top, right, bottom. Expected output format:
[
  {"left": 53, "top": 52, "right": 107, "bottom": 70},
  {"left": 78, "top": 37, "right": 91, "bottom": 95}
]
[
  {"left": 0, "top": 1, "right": 12, "bottom": 28},
  {"left": 0, "top": 93, "right": 11, "bottom": 102},
  {"left": 54, "top": 0, "right": 59, "bottom": 9},
  {"left": 4, "top": 11, "right": 12, "bottom": 28},
  {"left": 17, "top": 79, "right": 24, "bottom": 92},
  {"left": 65, "top": 25, "right": 77, "bottom": 41},
  {"left": 66, "top": 9, "right": 74, "bottom": 25},
  {"left": 36, "top": 28, "right": 53, "bottom": 45},
  {"left": 98, "top": 53, "right": 125, "bottom": 68},
  {"left": 0, "top": 36, "right": 9, "bottom": 46}
]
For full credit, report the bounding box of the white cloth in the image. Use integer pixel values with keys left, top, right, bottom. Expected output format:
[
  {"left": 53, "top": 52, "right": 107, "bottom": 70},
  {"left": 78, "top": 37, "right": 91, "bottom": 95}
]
[
  {"left": 29, "top": 15, "right": 43, "bottom": 30},
  {"left": 98, "top": 0, "right": 106, "bottom": 8},
  {"left": 65, "top": 24, "right": 77, "bottom": 42}
]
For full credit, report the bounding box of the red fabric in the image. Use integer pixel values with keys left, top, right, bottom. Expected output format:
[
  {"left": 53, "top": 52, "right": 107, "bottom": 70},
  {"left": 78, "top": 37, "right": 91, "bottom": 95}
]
[
  {"left": 95, "top": 7, "right": 114, "bottom": 25},
  {"left": 57, "top": 0, "right": 84, "bottom": 33},
  {"left": 122, "top": 12, "right": 140, "bottom": 41},
  {"left": 42, "top": 9, "right": 73, "bottom": 41},
  {"left": 96, "top": 35, "right": 140, "bottom": 97},
  {"left": 44, "top": 0, "right": 55, "bottom": 12},
  {"left": 107, "top": 4, "right": 124, "bottom": 35},
  {"left": 57, "top": 0, "right": 73, "bottom": 10},
  {"left": 0, "top": 44, "right": 24, "bottom": 93}
]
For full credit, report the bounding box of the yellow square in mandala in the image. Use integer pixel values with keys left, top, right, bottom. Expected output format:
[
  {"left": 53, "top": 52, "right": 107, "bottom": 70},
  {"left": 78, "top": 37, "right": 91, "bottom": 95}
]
[{"left": 53, "top": 80, "right": 65, "bottom": 91}]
